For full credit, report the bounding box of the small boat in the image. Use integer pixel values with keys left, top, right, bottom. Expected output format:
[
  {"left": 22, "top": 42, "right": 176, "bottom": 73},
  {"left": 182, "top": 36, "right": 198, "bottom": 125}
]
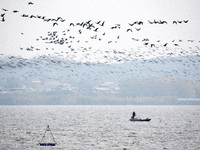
[
  {"left": 130, "top": 111, "right": 151, "bottom": 122},
  {"left": 130, "top": 118, "right": 151, "bottom": 122}
]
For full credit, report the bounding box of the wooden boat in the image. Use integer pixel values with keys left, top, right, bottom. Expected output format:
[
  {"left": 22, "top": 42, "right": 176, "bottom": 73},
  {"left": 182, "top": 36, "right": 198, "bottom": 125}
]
[
  {"left": 130, "top": 111, "right": 151, "bottom": 122},
  {"left": 130, "top": 118, "right": 151, "bottom": 122}
]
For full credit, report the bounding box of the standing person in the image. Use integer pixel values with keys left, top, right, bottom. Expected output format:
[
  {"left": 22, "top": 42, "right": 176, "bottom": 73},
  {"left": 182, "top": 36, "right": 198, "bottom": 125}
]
[{"left": 132, "top": 111, "right": 136, "bottom": 119}]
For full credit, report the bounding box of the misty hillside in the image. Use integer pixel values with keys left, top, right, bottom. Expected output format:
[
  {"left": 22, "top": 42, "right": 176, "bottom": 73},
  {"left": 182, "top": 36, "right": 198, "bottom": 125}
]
[{"left": 0, "top": 54, "right": 200, "bottom": 104}]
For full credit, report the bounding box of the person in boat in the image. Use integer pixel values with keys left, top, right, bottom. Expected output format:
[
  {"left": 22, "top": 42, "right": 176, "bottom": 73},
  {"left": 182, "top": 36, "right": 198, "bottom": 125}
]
[{"left": 132, "top": 111, "right": 136, "bottom": 119}]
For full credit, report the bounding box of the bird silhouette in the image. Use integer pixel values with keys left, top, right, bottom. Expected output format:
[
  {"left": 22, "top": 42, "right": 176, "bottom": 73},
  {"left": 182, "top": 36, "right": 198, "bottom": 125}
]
[
  {"left": 127, "top": 29, "right": 133, "bottom": 32},
  {"left": 132, "top": 38, "right": 139, "bottom": 41},
  {"left": 138, "top": 21, "right": 143, "bottom": 25},
  {"left": 174, "top": 44, "right": 179, "bottom": 46},
  {"left": 13, "top": 10, "right": 19, "bottom": 13},
  {"left": 53, "top": 22, "right": 58, "bottom": 27},
  {"left": 135, "top": 27, "right": 141, "bottom": 31},
  {"left": 2, "top": 8, "right": 8, "bottom": 11},
  {"left": 1, "top": 17, "right": 5, "bottom": 22},
  {"left": 30, "top": 15, "right": 36, "bottom": 18},
  {"left": 100, "top": 21, "right": 105, "bottom": 26},
  {"left": 21, "top": 14, "right": 29, "bottom": 17},
  {"left": 1, "top": 13, "right": 5, "bottom": 17},
  {"left": 69, "top": 23, "right": 75, "bottom": 26},
  {"left": 163, "top": 43, "right": 168, "bottom": 47},
  {"left": 142, "top": 39, "right": 149, "bottom": 41},
  {"left": 111, "top": 26, "right": 117, "bottom": 29},
  {"left": 95, "top": 21, "right": 101, "bottom": 25},
  {"left": 128, "top": 22, "right": 136, "bottom": 26},
  {"left": 187, "top": 40, "right": 194, "bottom": 42},
  {"left": 87, "top": 23, "right": 95, "bottom": 30},
  {"left": 148, "top": 20, "right": 153, "bottom": 24},
  {"left": 94, "top": 28, "right": 98, "bottom": 32},
  {"left": 159, "top": 20, "right": 167, "bottom": 24},
  {"left": 28, "top": 2, "right": 34, "bottom": 5}
]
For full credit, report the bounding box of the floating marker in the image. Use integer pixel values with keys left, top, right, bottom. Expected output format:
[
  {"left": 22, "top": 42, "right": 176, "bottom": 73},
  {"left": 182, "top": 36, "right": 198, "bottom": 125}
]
[{"left": 38, "top": 125, "right": 57, "bottom": 146}]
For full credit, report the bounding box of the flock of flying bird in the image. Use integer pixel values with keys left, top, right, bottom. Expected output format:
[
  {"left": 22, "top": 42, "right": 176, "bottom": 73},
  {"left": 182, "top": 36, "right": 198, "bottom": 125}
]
[
  {"left": 0, "top": 2, "right": 196, "bottom": 51},
  {"left": 0, "top": 1, "right": 200, "bottom": 85}
]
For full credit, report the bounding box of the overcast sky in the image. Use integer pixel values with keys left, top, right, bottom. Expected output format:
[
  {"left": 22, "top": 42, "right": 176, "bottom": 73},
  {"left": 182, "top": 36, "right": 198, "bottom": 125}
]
[{"left": 0, "top": 0, "right": 200, "bottom": 61}]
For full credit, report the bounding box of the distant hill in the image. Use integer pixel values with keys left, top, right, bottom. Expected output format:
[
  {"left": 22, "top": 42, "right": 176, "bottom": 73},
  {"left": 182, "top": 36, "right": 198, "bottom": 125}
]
[{"left": 0, "top": 54, "right": 200, "bottom": 105}]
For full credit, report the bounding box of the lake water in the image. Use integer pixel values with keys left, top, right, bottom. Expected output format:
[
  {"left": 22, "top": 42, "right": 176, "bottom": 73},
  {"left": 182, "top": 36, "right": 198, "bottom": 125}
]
[{"left": 0, "top": 105, "right": 200, "bottom": 150}]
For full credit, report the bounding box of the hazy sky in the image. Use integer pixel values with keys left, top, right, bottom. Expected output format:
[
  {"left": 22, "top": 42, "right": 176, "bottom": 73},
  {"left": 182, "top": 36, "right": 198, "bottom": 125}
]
[{"left": 0, "top": 0, "right": 200, "bottom": 61}]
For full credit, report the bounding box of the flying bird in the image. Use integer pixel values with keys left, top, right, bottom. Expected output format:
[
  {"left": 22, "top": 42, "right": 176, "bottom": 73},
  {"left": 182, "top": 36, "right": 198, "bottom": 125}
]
[
  {"left": 1, "top": 17, "right": 5, "bottom": 22},
  {"left": 111, "top": 26, "right": 117, "bottom": 29},
  {"left": 135, "top": 27, "right": 141, "bottom": 31},
  {"left": 30, "top": 15, "right": 36, "bottom": 18},
  {"left": 132, "top": 38, "right": 139, "bottom": 41},
  {"left": 187, "top": 40, "right": 194, "bottom": 42},
  {"left": 174, "top": 44, "right": 179, "bottom": 46},
  {"left": 142, "top": 38, "right": 149, "bottom": 41},
  {"left": 94, "top": 28, "right": 98, "bottom": 32},
  {"left": 95, "top": 21, "right": 101, "bottom": 24},
  {"left": 1, "top": 13, "right": 5, "bottom": 17},
  {"left": 183, "top": 20, "right": 189, "bottom": 23},
  {"left": 127, "top": 29, "right": 133, "bottom": 32},
  {"left": 22, "top": 14, "right": 29, "bottom": 17},
  {"left": 100, "top": 21, "right": 105, "bottom": 26},
  {"left": 13, "top": 10, "right": 19, "bottom": 13},
  {"left": 137, "top": 21, "right": 143, "bottom": 25},
  {"left": 159, "top": 20, "right": 167, "bottom": 24},
  {"left": 69, "top": 23, "right": 75, "bottom": 26},
  {"left": 163, "top": 43, "right": 168, "bottom": 47},
  {"left": 128, "top": 22, "right": 136, "bottom": 26},
  {"left": 28, "top": 2, "right": 34, "bottom": 5},
  {"left": 2, "top": 8, "right": 8, "bottom": 11},
  {"left": 53, "top": 22, "right": 58, "bottom": 27},
  {"left": 148, "top": 20, "right": 154, "bottom": 24}
]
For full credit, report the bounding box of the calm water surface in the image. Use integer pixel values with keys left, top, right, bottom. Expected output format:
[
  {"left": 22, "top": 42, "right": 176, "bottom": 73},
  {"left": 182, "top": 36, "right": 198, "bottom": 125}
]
[{"left": 0, "top": 105, "right": 200, "bottom": 150}]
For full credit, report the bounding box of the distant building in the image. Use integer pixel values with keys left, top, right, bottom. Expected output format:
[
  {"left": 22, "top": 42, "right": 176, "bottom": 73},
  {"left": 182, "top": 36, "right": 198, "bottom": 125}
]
[
  {"left": 94, "top": 82, "right": 119, "bottom": 93},
  {"left": 0, "top": 86, "right": 6, "bottom": 93},
  {"left": 177, "top": 98, "right": 200, "bottom": 105},
  {"left": 31, "top": 81, "right": 41, "bottom": 88}
]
